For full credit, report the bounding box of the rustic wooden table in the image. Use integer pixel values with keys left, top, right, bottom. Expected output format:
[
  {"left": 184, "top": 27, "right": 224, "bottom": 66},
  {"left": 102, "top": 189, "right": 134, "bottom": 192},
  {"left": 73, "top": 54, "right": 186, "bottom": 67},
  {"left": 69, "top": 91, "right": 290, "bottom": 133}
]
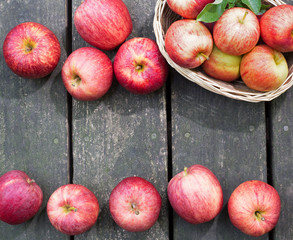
[{"left": 0, "top": 0, "right": 292, "bottom": 239}]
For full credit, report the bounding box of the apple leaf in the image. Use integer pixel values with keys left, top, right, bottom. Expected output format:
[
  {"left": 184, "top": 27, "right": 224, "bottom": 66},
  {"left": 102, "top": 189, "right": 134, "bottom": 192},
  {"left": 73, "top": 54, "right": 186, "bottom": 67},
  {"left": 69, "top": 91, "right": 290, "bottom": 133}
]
[
  {"left": 241, "top": 0, "right": 261, "bottom": 14},
  {"left": 258, "top": 4, "right": 271, "bottom": 15},
  {"left": 196, "top": 0, "right": 266, "bottom": 23},
  {"left": 196, "top": 0, "right": 228, "bottom": 23}
]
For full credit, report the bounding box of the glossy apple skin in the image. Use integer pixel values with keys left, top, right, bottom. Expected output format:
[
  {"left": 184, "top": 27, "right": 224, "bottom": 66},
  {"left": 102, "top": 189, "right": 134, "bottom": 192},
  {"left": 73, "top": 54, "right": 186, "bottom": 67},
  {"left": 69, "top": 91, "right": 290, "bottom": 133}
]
[
  {"left": 62, "top": 47, "right": 113, "bottom": 101},
  {"left": 0, "top": 170, "right": 43, "bottom": 225},
  {"left": 213, "top": 7, "right": 260, "bottom": 56},
  {"left": 3, "top": 22, "right": 61, "bottom": 79},
  {"left": 166, "top": 0, "right": 213, "bottom": 19},
  {"left": 260, "top": 5, "right": 293, "bottom": 52},
  {"left": 202, "top": 45, "right": 242, "bottom": 82},
  {"left": 240, "top": 44, "right": 288, "bottom": 92},
  {"left": 114, "top": 37, "right": 168, "bottom": 94},
  {"left": 74, "top": 0, "right": 132, "bottom": 50},
  {"left": 168, "top": 165, "right": 223, "bottom": 224},
  {"left": 165, "top": 19, "right": 213, "bottom": 69},
  {"left": 109, "top": 176, "right": 162, "bottom": 232},
  {"left": 47, "top": 184, "right": 99, "bottom": 236},
  {"left": 228, "top": 180, "right": 281, "bottom": 237}
]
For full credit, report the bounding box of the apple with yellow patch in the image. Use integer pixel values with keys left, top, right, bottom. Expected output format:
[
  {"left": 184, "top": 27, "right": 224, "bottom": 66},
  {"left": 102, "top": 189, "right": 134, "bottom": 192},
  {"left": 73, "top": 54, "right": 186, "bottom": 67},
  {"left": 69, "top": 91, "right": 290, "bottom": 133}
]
[
  {"left": 47, "top": 184, "right": 99, "bottom": 235},
  {"left": 114, "top": 37, "right": 168, "bottom": 94},
  {"left": 3, "top": 22, "right": 61, "bottom": 79},
  {"left": 62, "top": 47, "right": 113, "bottom": 101},
  {"left": 240, "top": 44, "right": 288, "bottom": 92},
  {"left": 228, "top": 180, "right": 281, "bottom": 236}
]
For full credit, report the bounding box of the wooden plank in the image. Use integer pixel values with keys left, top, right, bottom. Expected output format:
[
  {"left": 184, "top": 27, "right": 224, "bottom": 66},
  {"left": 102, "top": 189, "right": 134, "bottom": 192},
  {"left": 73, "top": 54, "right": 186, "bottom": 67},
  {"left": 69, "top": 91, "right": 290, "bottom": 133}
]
[
  {"left": 270, "top": 52, "right": 293, "bottom": 240},
  {"left": 267, "top": 2, "right": 293, "bottom": 239},
  {"left": 0, "top": 0, "right": 69, "bottom": 239},
  {"left": 71, "top": 0, "right": 168, "bottom": 239},
  {"left": 270, "top": 91, "right": 293, "bottom": 240},
  {"left": 171, "top": 71, "right": 268, "bottom": 240},
  {"left": 269, "top": 3, "right": 293, "bottom": 239}
]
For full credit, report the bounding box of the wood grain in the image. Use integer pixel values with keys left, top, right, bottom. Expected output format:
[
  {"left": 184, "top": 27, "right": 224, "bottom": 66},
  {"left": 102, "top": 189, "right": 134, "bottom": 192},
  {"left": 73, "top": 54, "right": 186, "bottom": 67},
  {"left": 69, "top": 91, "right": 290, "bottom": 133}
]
[
  {"left": 0, "top": 0, "right": 69, "bottom": 239},
  {"left": 270, "top": 88, "right": 293, "bottom": 240},
  {"left": 266, "top": 2, "right": 293, "bottom": 239},
  {"left": 171, "top": 71, "right": 268, "bottom": 240},
  {"left": 71, "top": 0, "right": 169, "bottom": 239}
]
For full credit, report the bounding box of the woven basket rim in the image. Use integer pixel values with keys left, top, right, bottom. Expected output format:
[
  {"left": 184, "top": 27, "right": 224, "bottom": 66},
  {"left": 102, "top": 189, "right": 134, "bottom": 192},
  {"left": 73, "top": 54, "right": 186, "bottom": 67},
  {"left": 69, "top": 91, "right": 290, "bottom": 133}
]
[{"left": 153, "top": 0, "right": 293, "bottom": 103}]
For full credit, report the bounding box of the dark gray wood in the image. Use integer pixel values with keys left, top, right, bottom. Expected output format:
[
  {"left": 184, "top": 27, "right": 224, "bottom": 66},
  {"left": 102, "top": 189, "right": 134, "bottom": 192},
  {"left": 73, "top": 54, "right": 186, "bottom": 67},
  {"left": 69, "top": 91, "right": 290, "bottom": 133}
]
[
  {"left": 270, "top": 90, "right": 293, "bottom": 240},
  {"left": 171, "top": 71, "right": 268, "bottom": 240},
  {"left": 0, "top": 0, "right": 69, "bottom": 239},
  {"left": 72, "top": 0, "right": 168, "bottom": 239},
  {"left": 269, "top": 3, "right": 293, "bottom": 239}
]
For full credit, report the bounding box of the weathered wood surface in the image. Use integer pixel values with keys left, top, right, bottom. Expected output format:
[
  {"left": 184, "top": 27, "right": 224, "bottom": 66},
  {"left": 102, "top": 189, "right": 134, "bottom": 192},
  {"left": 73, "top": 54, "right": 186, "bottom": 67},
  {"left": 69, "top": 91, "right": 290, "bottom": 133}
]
[
  {"left": 270, "top": 91, "right": 293, "bottom": 240},
  {"left": 72, "top": 0, "right": 169, "bottom": 239},
  {"left": 0, "top": 0, "right": 69, "bottom": 239},
  {"left": 0, "top": 0, "right": 292, "bottom": 239},
  {"left": 171, "top": 71, "right": 268, "bottom": 240},
  {"left": 269, "top": 3, "right": 293, "bottom": 239}
]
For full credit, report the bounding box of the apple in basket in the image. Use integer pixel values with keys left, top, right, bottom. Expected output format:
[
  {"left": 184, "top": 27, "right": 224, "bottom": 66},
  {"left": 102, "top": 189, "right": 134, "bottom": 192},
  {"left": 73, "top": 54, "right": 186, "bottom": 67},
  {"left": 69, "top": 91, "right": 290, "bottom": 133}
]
[
  {"left": 61, "top": 47, "right": 113, "bottom": 101},
  {"left": 166, "top": 0, "right": 214, "bottom": 19},
  {"left": 109, "top": 176, "right": 162, "bottom": 232},
  {"left": 260, "top": 4, "right": 293, "bottom": 52},
  {"left": 213, "top": 7, "right": 260, "bottom": 56},
  {"left": 0, "top": 170, "right": 43, "bottom": 225},
  {"left": 74, "top": 0, "right": 132, "bottom": 50},
  {"left": 228, "top": 180, "right": 281, "bottom": 237},
  {"left": 114, "top": 37, "right": 169, "bottom": 94},
  {"left": 3, "top": 22, "right": 61, "bottom": 79},
  {"left": 165, "top": 19, "right": 213, "bottom": 69},
  {"left": 47, "top": 184, "right": 99, "bottom": 235},
  {"left": 202, "top": 45, "right": 242, "bottom": 82},
  {"left": 240, "top": 44, "right": 288, "bottom": 92},
  {"left": 168, "top": 165, "right": 223, "bottom": 224}
]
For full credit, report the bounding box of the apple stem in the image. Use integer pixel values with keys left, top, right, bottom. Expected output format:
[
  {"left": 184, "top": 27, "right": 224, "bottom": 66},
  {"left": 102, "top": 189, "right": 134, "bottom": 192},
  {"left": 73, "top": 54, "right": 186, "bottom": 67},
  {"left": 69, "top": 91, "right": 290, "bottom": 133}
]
[
  {"left": 255, "top": 211, "right": 265, "bottom": 221},
  {"left": 273, "top": 52, "right": 283, "bottom": 65},
  {"left": 68, "top": 207, "right": 77, "bottom": 212},
  {"left": 72, "top": 76, "right": 81, "bottom": 87},
  {"left": 25, "top": 46, "right": 33, "bottom": 52},
  {"left": 239, "top": 11, "right": 248, "bottom": 24},
  {"left": 184, "top": 167, "right": 188, "bottom": 176},
  {"left": 199, "top": 53, "right": 209, "bottom": 60},
  {"left": 131, "top": 203, "right": 140, "bottom": 215},
  {"left": 136, "top": 65, "right": 142, "bottom": 70},
  {"left": 27, "top": 179, "right": 35, "bottom": 184}
]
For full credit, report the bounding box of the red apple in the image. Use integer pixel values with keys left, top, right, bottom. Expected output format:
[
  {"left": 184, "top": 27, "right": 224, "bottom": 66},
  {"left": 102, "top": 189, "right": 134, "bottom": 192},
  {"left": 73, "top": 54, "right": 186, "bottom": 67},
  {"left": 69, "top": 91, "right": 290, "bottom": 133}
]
[
  {"left": 213, "top": 7, "right": 260, "bottom": 56},
  {"left": 114, "top": 37, "right": 168, "bottom": 94},
  {"left": 74, "top": 0, "right": 132, "bottom": 50},
  {"left": 165, "top": 19, "right": 213, "bottom": 68},
  {"left": 260, "top": 5, "right": 293, "bottom": 52},
  {"left": 166, "top": 0, "right": 213, "bottom": 19},
  {"left": 240, "top": 44, "right": 288, "bottom": 92},
  {"left": 0, "top": 170, "right": 43, "bottom": 225},
  {"left": 47, "top": 184, "right": 99, "bottom": 235},
  {"left": 61, "top": 47, "right": 113, "bottom": 101},
  {"left": 202, "top": 45, "right": 242, "bottom": 82},
  {"left": 109, "top": 176, "right": 162, "bottom": 232},
  {"left": 3, "top": 22, "right": 61, "bottom": 79},
  {"left": 168, "top": 165, "right": 223, "bottom": 224},
  {"left": 228, "top": 180, "right": 281, "bottom": 237}
]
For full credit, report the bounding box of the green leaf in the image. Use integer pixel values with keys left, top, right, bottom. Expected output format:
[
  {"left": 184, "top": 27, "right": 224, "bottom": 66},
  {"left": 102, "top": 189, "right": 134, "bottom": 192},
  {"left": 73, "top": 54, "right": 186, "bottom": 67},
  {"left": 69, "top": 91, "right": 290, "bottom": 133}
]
[
  {"left": 196, "top": 0, "right": 229, "bottom": 23},
  {"left": 258, "top": 4, "right": 271, "bottom": 15},
  {"left": 241, "top": 0, "right": 261, "bottom": 14}
]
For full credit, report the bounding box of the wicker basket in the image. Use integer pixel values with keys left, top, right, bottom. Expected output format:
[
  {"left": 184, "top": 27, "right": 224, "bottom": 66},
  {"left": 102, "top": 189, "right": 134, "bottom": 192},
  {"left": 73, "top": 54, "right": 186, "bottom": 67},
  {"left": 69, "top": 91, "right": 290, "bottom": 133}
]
[{"left": 153, "top": 0, "right": 293, "bottom": 102}]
